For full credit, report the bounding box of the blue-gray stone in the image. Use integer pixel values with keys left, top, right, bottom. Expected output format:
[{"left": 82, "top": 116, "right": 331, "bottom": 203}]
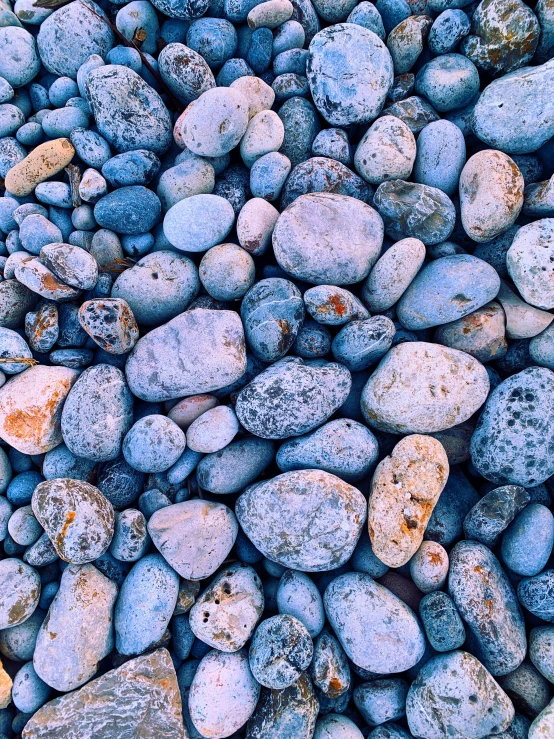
[
  {"left": 501, "top": 503, "right": 554, "bottom": 577},
  {"left": 331, "top": 316, "right": 395, "bottom": 371},
  {"left": 196, "top": 437, "right": 275, "bottom": 495},
  {"left": 419, "top": 591, "right": 466, "bottom": 653},
  {"left": 413, "top": 119, "right": 466, "bottom": 196},
  {"left": 94, "top": 186, "right": 161, "bottom": 235}
]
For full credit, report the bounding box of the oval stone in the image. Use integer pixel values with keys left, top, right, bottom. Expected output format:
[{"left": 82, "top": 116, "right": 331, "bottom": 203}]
[
  {"left": 273, "top": 192, "right": 383, "bottom": 285},
  {"left": 448, "top": 540, "right": 527, "bottom": 676},
  {"left": 235, "top": 357, "right": 351, "bottom": 439},
  {"left": 61, "top": 365, "right": 133, "bottom": 462},
  {"left": 507, "top": 219, "right": 554, "bottom": 310},
  {"left": 307, "top": 24, "right": 393, "bottom": 126},
  {"left": 470, "top": 367, "right": 554, "bottom": 487},
  {"left": 0, "top": 558, "right": 40, "bottom": 630},
  {"left": 32, "top": 479, "right": 115, "bottom": 565},
  {"left": 324, "top": 572, "right": 426, "bottom": 673},
  {"left": 361, "top": 342, "right": 490, "bottom": 433},
  {"left": 125, "top": 309, "right": 247, "bottom": 402},
  {"left": 236, "top": 469, "right": 366, "bottom": 571}
]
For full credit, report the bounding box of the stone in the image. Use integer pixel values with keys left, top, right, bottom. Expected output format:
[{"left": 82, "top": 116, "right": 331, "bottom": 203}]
[
  {"left": 354, "top": 116, "right": 416, "bottom": 185},
  {"left": 0, "top": 558, "right": 40, "bottom": 629},
  {"left": 246, "top": 671, "right": 318, "bottom": 739},
  {"left": 362, "top": 237, "right": 425, "bottom": 312},
  {"left": 148, "top": 499, "right": 238, "bottom": 580},
  {"left": 463, "top": 485, "right": 530, "bottom": 548},
  {"left": 249, "top": 613, "right": 313, "bottom": 689},
  {"left": 163, "top": 194, "right": 235, "bottom": 252},
  {"left": 507, "top": 219, "right": 554, "bottom": 309},
  {"left": 273, "top": 192, "right": 383, "bottom": 285},
  {"left": 369, "top": 435, "right": 449, "bottom": 568},
  {"left": 433, "top": 301, "right": 508, "bottom": 363},
  {"left": 0, "top": 366, "right": 77, "bottom": 455},
  {"left": 158, "top": 43, "right": 215, "bottom": 105},
  {"left": 33, "top": 564, "right": 117, "bottom": 692},
  {"left": 0, "top": 27, "right": 40, "bottom": 89},
  {"left": 304, "top": 285, "right": 369, "bottom": 325},
  {"left": 279, "top": 156, "right": 372, "bottom": 210},
  {"left": 406, "top": 651, "right": 515, "bottom": 739},
  {"left": 78, "top": 299, "right": 138, "bottom": 355},
  {"left": 32, "top": 478, "right": 114, "bottom": 565},
  {"left": 22, "top": 649, "right": 185, "bottom": 739},
  {"left": 178, "top": 87, "right": 249, "bottom": 157},
  {"left": 496, "top": 281, "right": 554, "bottom": 339},
  {"left": 470, "top": 367, "right": 554, "bottom": 487},
  {"left": 530, "top": 699, "right": 554, "bottom": 739},
  {"left": 361, "top": 342, "right": 490, "bottom": 433},
  {"left": 307, "top": 24, "right": 393, "bottom": 126},
  {"left": 5, "top": 139, "right": 75, "bottom": 197},
  {"left": 125, "top": 309, "right": 247, "bottom": 402},
  {"left": 324, "top": 572, "right": 426, "bottom": 673},
  {"left": 236, "top": 469, "right": 366, "bottom": 571},
  {"left": 0, "top": 280, "right": 38, "bottom": 330}
]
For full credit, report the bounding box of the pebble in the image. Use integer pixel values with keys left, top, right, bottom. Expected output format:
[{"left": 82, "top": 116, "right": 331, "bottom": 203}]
[
  {"left": 5, "top": 138, "right": 74, "bottom": 197},
  {"left": 0, "top": 558, "right": 40, "bottom": 629},
  {"left": 419, "top": 591, "right": 466, "bottom": 652},
  {"left": 354, "top": 115, "right": 415, "bottom": 185},
  {"left": 249, "top": 613, "right": 313, "bottom": 688},
  {"left": 186, "top": 405, "right": 238, "bottom": 453},
  {"left": 178, "top": 87, "right": 249, "bottom": 157},
  {"left": 123, "top": 414, "right": 186, "bottom": 473},
  {"left": 463, "top": 485, "right": 530, "bottom": 548},
  {"left": 501, "top": 503, "right": 554, "bottom": 576},
  {"left": 164, "top": 193, "right": 235, "bottom": 252},
  {"left": 78, "top": 298, "right": 139, "bottom": 354},
  {"left": 196, "top": 436, "right": 274, "bottom": 494},
  {"left": 246, "top": 671, "right": 318, "bottom": 738},
  {"left": 276, "top": 570, "right": 324, "bottom": 637}
]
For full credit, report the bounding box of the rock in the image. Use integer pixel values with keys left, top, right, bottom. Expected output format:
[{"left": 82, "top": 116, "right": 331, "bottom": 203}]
[
  {"left": 373, "top": 180, "right": 455, "bottom": 245},
  {"left": 195, "top": 437, "right": 274, "bottom": 495},
  {"left": 186, "top": 405, "right": 238, "bottom": 453},
  {"left": 236, "top": 469, "right": 366, "bottom": 571},
  {"left": 361, "top": 342, "right": 490, "bottom": 433},
  {"left": 0, "top": 280, "right": 38, "bottom": 330},
  {"left": 530, "top": 699, "right": 554, "bottom": 739},
  {"left": 0, "top": 365, "right": 78, "bottom": 455},
  {"left": 406, "top": 651, "right": 515, "bottom": 739},
  {"left": 433, "top": 301, "right": 508, "bottom": 363},
  {"left": 332, "top": 316, "right": 395, "bottom": 371},
  {"left": 125, "top": 309, "right": 247, "bottom": 402},
  {"left": 314, "top": 715, "right": 363, "bottom": 739},
  {"left": 0, "top": 659, "right": 12, "bottom": 709},
  {"left": 33, "top": 564, "right": 117, "bottom": 692},
  {"left": 94, "top": 187, "right": 161, "bottom": 235},
  {"left": 324, "top": 572, "right": 426, "bottom": 673},
  {"left": 310, "top": 630, "right": 350, "bottom": 698},
  {"left": 158, "top": 43, "right": 215, "bottom": 105},
  {"left": 280, "top": 157, "right": 371, "bottom": 210},
  {"left": 449, "top": 540, "right": 527, "bottom": 676},
  {"left": 5, "top": 139, "right": 75, "bottom": 197},
  {"left": 189, "top": 563, "right": 264, "bottom": 651},
  {"left": 236, "top": 357, "right": 351, "bottom": 438},
  {"left": 148, "top": 499, "right": 238, "bottom": 579},
  {"left": 189, "top": 650, "right": 260, "bottom": 738},
  {"left": 459, "top": 150, "right": 524, "bottom": 243},
  {"left": 413, "top": 119, "right": 466, "bottom": 196},
  {"left": 84, "top": 65, "right": 172, "bottom": 155},
  {"left": 40, "top": 243, "right": 98, "bottom": 291},
  {"left": 496, "top": 281, "right": 554, "bottom": 339},
  {"left": 273, "top": 192, "right": 383, "bottom": 285},
  {"left": 518, "top": 570, "right": 554, "bottom": 622},
  {"left": 178, "top": 87, "right": 249, "bottom": 157},
  {"left": 507, "top": 219, "right": 554, "bottom": 309},
  {"left": 37, "top": 1, "right": 114, "bottom": 78},
  {"left": 78, "top": 299, "right": 138, "bottom": 355},
  {"left": 61, "top": 365, "right": 133, "bottom": 462},
  {"left": 463, "top": 485, "right": 530, "bottom": 548},
  {"left": 361, "top": 237, "right": 425, "bottom": 312},
  {"left": 472, "top": 60, "right": 554, "bottom": 155},
  {"left": 22, "top": 649, "right": 185, "bottom": 739},
  {"left": 246, "top": 671, "right": 318, "bottom": 739},
  {"left": 397, "top": 255, "right": 501, "bottom": 329},
  {"left": 353, "top": 678, "right": 408, "bottom": 726},
  {"left": 419, "top": 591, "right": 466, "bottom": 653},
  {"left": 0, "top": 558, "right": 40, "bottom": 629},
  {"left": 276, "top": 570, "right": 324, "bottom": 638},
  {"left": 124, "top": 415, "right": 186, "bottom": 473},
  {"left": 354, "top": 116, "right": 416, "bottom": 185},
  {"left": 115, "top": 553, "right": 179, "bottom": 656},
  {"left": 304, "top": 285, "right": 369, "bottom": 325},
  {"left": 307, "top": 24, "right": 393, "bottom": 125},
  {"left": 470, "top": 367, "right": 554, "bottom": 487},
  {"left": 32, "top": 478, "right": 114, "bottom": 564},
  {"left": 387, "top": 15, "right": 432, "bottom": 74},
  {"left": 15, "top": 257, "right": 82, "bottom": 302},
  {"left": 249, "top": 613, "right": 313, "bottom": 689},
  {"left": 369, "top": 435, "right": 449, "bottom": 568},
  {"left": 163, "top": 194, "right": 235, "bottom": 252},
  {"left": 0, "top": 27, "right": 41, "bottom": 89}
]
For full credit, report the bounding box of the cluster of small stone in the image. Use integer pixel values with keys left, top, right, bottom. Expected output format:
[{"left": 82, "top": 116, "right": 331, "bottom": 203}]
[{"left": 1, "top": 0, "right": 554, "bottom": 737}]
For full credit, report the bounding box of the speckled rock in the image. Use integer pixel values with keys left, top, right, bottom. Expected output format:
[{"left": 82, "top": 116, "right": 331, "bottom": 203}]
[
  {"left": 361, "top": 342, "right": 490, "bottom": 433},
  {"left": 530, "top": 699, "right": 554, "bottom": 739},
  {"left": 373, "top": 180, "right": 455, "bottom": 245},
  {"left": 279, "top": 156, "right": 372, "bottom": 210},
  {"left": 0, "top": 365, "right": 77, "bottom": 455},
  {"left": 246, "top": 671, "right": 318, "bottom": 738},
  {"left": 39, "top": 243, "right": 98, "bottom": 291},
  {"left": 387, "top": 15, "right": 432, "bottom": 74},
  {"left": 236, "top": 357, "right": 351, "bottom": 439},
  {"left": 304, "top": 285, "right": 369, "bottom": 325},
  {"left": 310, "top": 630, "right": 350, "bottom": 698},
  {"left": 0, "top": 558, "right": 40, "bottom": 629},
  {"left": 449, "top": 540, "right": 527, "bottom": 676},
  {"left": 0, "top": 280, "right": 38, "bottom": 330},
  {"left": 472, "top": 60, "right": 554, "bottom": 155},
  {"left": 397, "top": 255, "right": 501, "bottom": 330},
  {"left": 189, "top": 649, "right": 260, "bottom": 738},
  {"left": 37, "top": 1, "right": 114, "bottom": 78},
  {"left": 460, "top": 150, "right": 524, "bottom": 243},
  {"left": 463, "top": 485, "right": 530, "bottom": 548},
  {"left": 189, "top": 563, "right": 263, "bottom": 651},
  {"left": 362, "top": 237, "right": 425, "bottom": 311},
  {"left": 276, "top": 418, "right": 378, "bottom": 482},
  {"left": 470, "top": 367, "right": 554, "bottom": 487},
  {"left": 461, "top": 0, "right": 539, "bottom": 76},
  {"left": 186, "top": 405, "right": 238, "bottom": 453},
  {"left": 354, "top": 116, "right": 415, "bottom": 185},
  {"left": 5, "top": 139, "right": 75, "bottom": 197},
  {"left": 32, "top": 478, "right": 114, "bottom": 565},
  {"left": 15, "top": 257, "right": 81, "bottom": 302},
  {"left": 324, "top": 572, "right": 426, "bottom": 673},
  {"left": 273, "top": 192, "right": 383, "bottom": 285},
  {"left": 0, "top": 27, "right": 41, "bottom": 89},
  {"left": 314, "top": 715, "right": 363, "bottom": 739},
  {"left": 78, "top": 299, "right": 139, "bottom": 355},
  {"left": 158, "top": 43, "right": 215, "bottom": 105},
  {"left": 434, "top": 301, "right": 508, "bottom": 363},
  {"left": 22, "top": 649, "right": 185, "bottom": 739},
  {"left": 419, "top": 591, "right": 466, "bottom": 652},
  {"left": 163, "top": 193, "right": 235, "bottom": 252},
  {"left": 148, "top": 499, "right": 238, "bottom": 579},
  {"left": 33, "top": 564, "right": 116, "bottom": 693},
  {"left": 236, "top": 469, "right": 366, "bottom": 571},
  {"left": 237, "top": 198, "right": 279, "bottom": 256},
  {"left": 406, "top": 651, "right": 515, "bottom": 739},
  {"left": 369, "top": 435, "right": 449, "bottom": 568},
  {"left": 115, "top": 553, "right": 179, "bottom": 656},
  {"left": 518, "top": 570, "right": 554, "bottom": 622},
  {"left": 178, "top": 87, "right": 249, "bottom": 157},
  {"left": 126, "top": 309, "right": 246, "bottom": 402},
  {"left": 84, "top": 66, "right": 172, "bottom": 155},
  {"left": 507, "top": 219, "right": 554, "bottom": 309},
  {"left": 61, "top": 365, "right": 133, "bottom": 463},
  {"left": 248, "top": 613, "right": 312, "bottom": 690},
  {"left": 307, "top": 24, "right": 393, "bottom": 126},
  {"left": 123, "top": 415, "right": 186, "bottom": 473},
  {"left": 413, "top": 119, "right": 466, "bottom": 196}
]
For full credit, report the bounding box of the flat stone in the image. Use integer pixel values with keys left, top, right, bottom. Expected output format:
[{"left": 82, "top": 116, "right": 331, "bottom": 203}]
[{"left": 22, "top": 649, "right": 185, "bottom": 739}]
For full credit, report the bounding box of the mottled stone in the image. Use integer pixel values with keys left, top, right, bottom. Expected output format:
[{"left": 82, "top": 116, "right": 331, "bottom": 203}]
[
  {"left": 324, "top": 572, "right": 425, "bottom": 673},
  {"left": 361, "top": 342, "right": 489, "bottom": 433},
  {"left": 362, "top": 237, "right": 425, "bottom": 312},
  {"left": 249, "top": 613, "right": 313, "bottom": 689},
  {"left": 0, "top": 558, "right": 40, "bottom": 629},
  {"left": 22, "top": 649, "right": 185, "bottom": 739},
  {"left": 280, "top": 157, "right": 372, "bottom": 210},
  {"left": 433, "top": 301, "right": 507, "bottom": 363},
  {"left": 0, "top": 366, "right": 77, "bottom": 455},
  {"left": 496, "top": 281, "right": 554, "bottom": 339},
  {"left": 237, "top": 469, "right": 365, "bottom": 571},
  {"left": 5, "top": 139, "right": 75, "bottom": 197},
  {"left": 304, "top": 285, "right": 369, "bottom": 325},
  {"left": 449, "top": 540, "right": 527, "bottom": 676},
  {"left": 246, "top": 671, "right": 318, "bottom": 739},
  {"left": 369, "top": 435, "right": 449, "bottom": 568},
  {"left": 158, "top": 43, "right": 215, "bottom": 105},
  {"left": 126, "top": 309, "right": 246, "bottom": 402},
  {"left": 33, "top": 564, "right": 117, "bottom": 692},
  {"left": 463, "top": 485, "right": 530, "bottom": 548},
  {"left": 507, "top": 219, "right": 554, "bottom": 309},
  {"left": 32, "top": 479, "right": 114, "bottom": 565},
  {"left": 15, "top": 257, "right": 82, "bottom": 303}
]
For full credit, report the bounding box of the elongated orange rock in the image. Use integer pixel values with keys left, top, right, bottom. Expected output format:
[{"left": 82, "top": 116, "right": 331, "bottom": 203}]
[{"left": 5, "top": 138, "right": 74, "bottom": 196}]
